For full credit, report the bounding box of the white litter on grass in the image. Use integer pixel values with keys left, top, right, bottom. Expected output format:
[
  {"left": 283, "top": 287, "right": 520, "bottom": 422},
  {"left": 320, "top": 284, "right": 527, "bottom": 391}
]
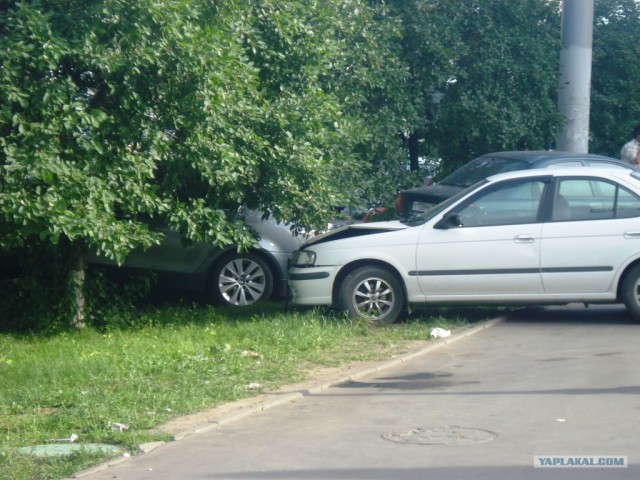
[
  {"left": 430, "top": 327, "right": 451, "bottom": 339},
  {"left": 111, "top": 422, "right": 129, "bottom": 432},
  {"left": 49, "top": 433, "right": 78, "bottom": 443},
  {"left": 241, "top": 350, "right": 260, "bottom": 358}
]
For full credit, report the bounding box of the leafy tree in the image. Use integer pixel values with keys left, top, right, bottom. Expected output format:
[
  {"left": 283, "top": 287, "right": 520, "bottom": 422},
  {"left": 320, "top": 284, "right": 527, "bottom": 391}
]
[
  {"left": 213, "top": 0, "right": 384, "bottom": 223},
  {"left": 385, "top": 0, "right": 564, "bottom": 175},
  {"left": 235, "top": 0, "right": 417, "bottom": 206},
  {"left": 1, "top": 0, "right": 421, "bottom": 326},
  {"left": 591, "top": 0, "right": 640, "bottom": 156},
  {"left": 319, "top": 1, "right": 421, "bottom": 202},
  {"left": 0, "top": 0, "right": 376, "bottom": 325}
]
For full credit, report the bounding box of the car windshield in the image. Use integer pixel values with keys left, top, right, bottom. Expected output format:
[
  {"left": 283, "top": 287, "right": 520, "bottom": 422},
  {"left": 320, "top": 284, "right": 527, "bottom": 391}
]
[
  {"left": 440, "top": 157, "right": 530, "bottom": 187},
  {"left": 402, "top": 180, "right": 488, "bottom": 227}
]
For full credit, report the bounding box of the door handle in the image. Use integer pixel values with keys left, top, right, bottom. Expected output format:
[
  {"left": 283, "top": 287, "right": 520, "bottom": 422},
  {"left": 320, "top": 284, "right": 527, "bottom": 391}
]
[
  {"left": 514, "top": 235, "right": 535, "bottom": 243},
  {"left": 624, "top": 231, "right": 640, "bottom": 239}
]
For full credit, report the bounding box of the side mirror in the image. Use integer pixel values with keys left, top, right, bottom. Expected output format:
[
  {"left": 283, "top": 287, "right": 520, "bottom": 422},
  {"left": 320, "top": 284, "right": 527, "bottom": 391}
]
[{"left": 435, "top": 212, "right": 463, "bottom": 230}]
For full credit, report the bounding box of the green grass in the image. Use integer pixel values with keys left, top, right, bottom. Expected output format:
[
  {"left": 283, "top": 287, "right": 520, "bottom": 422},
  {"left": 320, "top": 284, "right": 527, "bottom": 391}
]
[{"left": 0, "top": 301, "right": 501, "bottom": 480}]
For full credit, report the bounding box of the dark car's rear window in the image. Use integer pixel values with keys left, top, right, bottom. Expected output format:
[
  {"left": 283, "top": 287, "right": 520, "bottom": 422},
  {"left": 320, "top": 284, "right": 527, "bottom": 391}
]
[{"left": 440, "top": 157, "right": 530, "bottom": 187}]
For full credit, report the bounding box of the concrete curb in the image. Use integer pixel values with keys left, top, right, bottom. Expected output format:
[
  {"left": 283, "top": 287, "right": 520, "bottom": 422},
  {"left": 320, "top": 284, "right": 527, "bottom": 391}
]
[
  {"left": 70, "top": 316, "right": 505, "bottom": 478},
  {"left": 306, "top": 316, "right": 505, "bottom": 394}
]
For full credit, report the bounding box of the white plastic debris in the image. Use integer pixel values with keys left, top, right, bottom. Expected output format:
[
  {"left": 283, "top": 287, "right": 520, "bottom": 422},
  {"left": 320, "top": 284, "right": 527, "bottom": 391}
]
[
  {"left": 430, "top": 327, "right": 452, "bottom": 339},
  {"left": 111, "top": 422, "right": 129, "bottom": 432},
  {"left": 50, "top": 433, "right": 78, "bottom": 443}
]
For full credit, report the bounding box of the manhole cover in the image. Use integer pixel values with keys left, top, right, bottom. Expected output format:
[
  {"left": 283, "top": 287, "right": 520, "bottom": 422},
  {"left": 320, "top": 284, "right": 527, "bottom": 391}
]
[{"left": 382, "top": 426, "right": 497, "bottom": 446}]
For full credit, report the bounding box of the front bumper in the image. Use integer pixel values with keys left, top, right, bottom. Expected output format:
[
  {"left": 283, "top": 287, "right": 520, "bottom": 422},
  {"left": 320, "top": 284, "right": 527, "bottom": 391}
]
[{"left": 288, "top": 266, "right": 338, "bottom": 305}]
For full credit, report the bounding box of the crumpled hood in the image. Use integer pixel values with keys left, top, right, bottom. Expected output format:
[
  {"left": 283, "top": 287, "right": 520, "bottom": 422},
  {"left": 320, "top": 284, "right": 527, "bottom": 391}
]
[{"left": 302, "top": 221, "right": 408, "bottom": 247}]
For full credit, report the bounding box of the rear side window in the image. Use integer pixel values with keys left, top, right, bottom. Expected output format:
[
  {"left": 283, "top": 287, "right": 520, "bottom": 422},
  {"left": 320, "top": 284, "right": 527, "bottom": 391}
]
[
  {"left": 617, "top": 188, "right": 640, "bottom": 218},
  {"left": 553, "top": 178, "right": 640, "bottom": 221}
]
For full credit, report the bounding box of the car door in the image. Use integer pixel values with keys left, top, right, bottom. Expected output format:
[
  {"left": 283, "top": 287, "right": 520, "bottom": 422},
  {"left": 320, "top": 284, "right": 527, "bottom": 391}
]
[
  {"left": 540, "top": 176, "right": 640, "bottom": 294},
  {"left": 416, "top": 177, "right": 549, "bottom": 299},
  {"left": 123, "top": 228, "right": 214, "bottom": 273}
]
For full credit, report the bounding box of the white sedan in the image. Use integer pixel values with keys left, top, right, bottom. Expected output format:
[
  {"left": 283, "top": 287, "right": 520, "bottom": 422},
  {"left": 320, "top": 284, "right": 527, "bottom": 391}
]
[{"left": 289, "top": 168, "right": 640, "bottom": 324}]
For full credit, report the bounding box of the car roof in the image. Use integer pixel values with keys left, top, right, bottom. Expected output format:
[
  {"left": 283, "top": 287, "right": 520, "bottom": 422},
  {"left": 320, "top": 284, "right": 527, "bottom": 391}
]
[
  {"left": 486, "top": 166, "right": 636, "bottom": 183},
  {"left": 400, "top": 151, "right": 632, "bottom": 194},
  {"left": 477, "top": 150, "right": 623, "bottom": 165}
]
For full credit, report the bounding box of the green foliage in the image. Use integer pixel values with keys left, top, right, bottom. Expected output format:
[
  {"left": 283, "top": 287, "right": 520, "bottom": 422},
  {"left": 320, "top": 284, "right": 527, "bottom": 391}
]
[
  {"left": 232, "top": 0, "right": 416, "bottom": 209},
  {"left": 0, "top": 0, "right": 367, "bottom": 263},
  {"left": 1, "top": 0, "right": 404, "bottom": 324},
  {"left": 385, "top": 0, "right": 564, "bottom": 174},
  {"left": 0, "top": 244, "right": 73, "bottom": 333},
  {"left": 0, "top": 245, "right": 152, "bottom": 333},
  {"left": 591, "top": 0, "right": 640, "bottom": 156}
]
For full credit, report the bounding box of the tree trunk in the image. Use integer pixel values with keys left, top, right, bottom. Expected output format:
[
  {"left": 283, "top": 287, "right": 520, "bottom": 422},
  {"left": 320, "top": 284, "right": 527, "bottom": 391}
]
[
  {"left": 69, "top": 244, "right": 87, "bottom": 329},
  {"left": 408, "top": 133, "right": 420, "bottom": 171}
]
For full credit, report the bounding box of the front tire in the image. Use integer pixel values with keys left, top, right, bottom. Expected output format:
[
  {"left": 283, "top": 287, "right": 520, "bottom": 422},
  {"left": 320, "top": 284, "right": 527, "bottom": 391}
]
[
  {"left": 621, "top": 264, "right": 640, "bottom": 321},
  {"left": 339, "top": 266, "right": 405, "bottom": 325},
  {"left": 209, "top": 252, "right": 273, "bottom": 306}
]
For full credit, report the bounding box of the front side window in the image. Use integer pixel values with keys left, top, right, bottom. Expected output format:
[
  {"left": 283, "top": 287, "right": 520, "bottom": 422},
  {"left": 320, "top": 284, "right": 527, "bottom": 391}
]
[{"left": 456, "top": 179, "right": 547, "bottom": 227}]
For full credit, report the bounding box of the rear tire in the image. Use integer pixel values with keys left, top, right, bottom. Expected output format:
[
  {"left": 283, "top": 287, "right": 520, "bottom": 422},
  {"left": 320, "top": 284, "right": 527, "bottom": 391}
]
[
  {"left": 339, "top": 266, "right": 405, "bottom": 325},
  {"left": 621, "top": 264, "right": 640, "bottom": 321},
  {"left": 209, "top": 252, "right": 273, "bottom": 306}
]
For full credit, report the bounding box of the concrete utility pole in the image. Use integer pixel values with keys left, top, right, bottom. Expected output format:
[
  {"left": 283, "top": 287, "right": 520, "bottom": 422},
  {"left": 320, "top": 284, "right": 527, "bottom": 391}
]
[{"left": 556, "top": 0, "right": 594, "bottom": 153}]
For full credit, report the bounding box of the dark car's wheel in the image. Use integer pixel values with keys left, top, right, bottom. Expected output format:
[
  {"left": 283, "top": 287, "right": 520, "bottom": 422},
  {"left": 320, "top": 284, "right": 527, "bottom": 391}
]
[
  {"left": 339, "top": 266, "right": 405, "bottom": 325},
  {"left": 621, "top": 264, "right": 640, "bottom": 320},
  {"left": 209, "top": 253, "right": 273, "bottom": 306}
]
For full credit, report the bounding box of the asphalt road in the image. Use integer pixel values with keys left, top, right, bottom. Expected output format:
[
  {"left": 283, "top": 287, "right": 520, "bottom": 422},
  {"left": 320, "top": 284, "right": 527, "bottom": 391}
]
[{"left": 75, "top": 304, "right": 640, "bottom": 480}]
